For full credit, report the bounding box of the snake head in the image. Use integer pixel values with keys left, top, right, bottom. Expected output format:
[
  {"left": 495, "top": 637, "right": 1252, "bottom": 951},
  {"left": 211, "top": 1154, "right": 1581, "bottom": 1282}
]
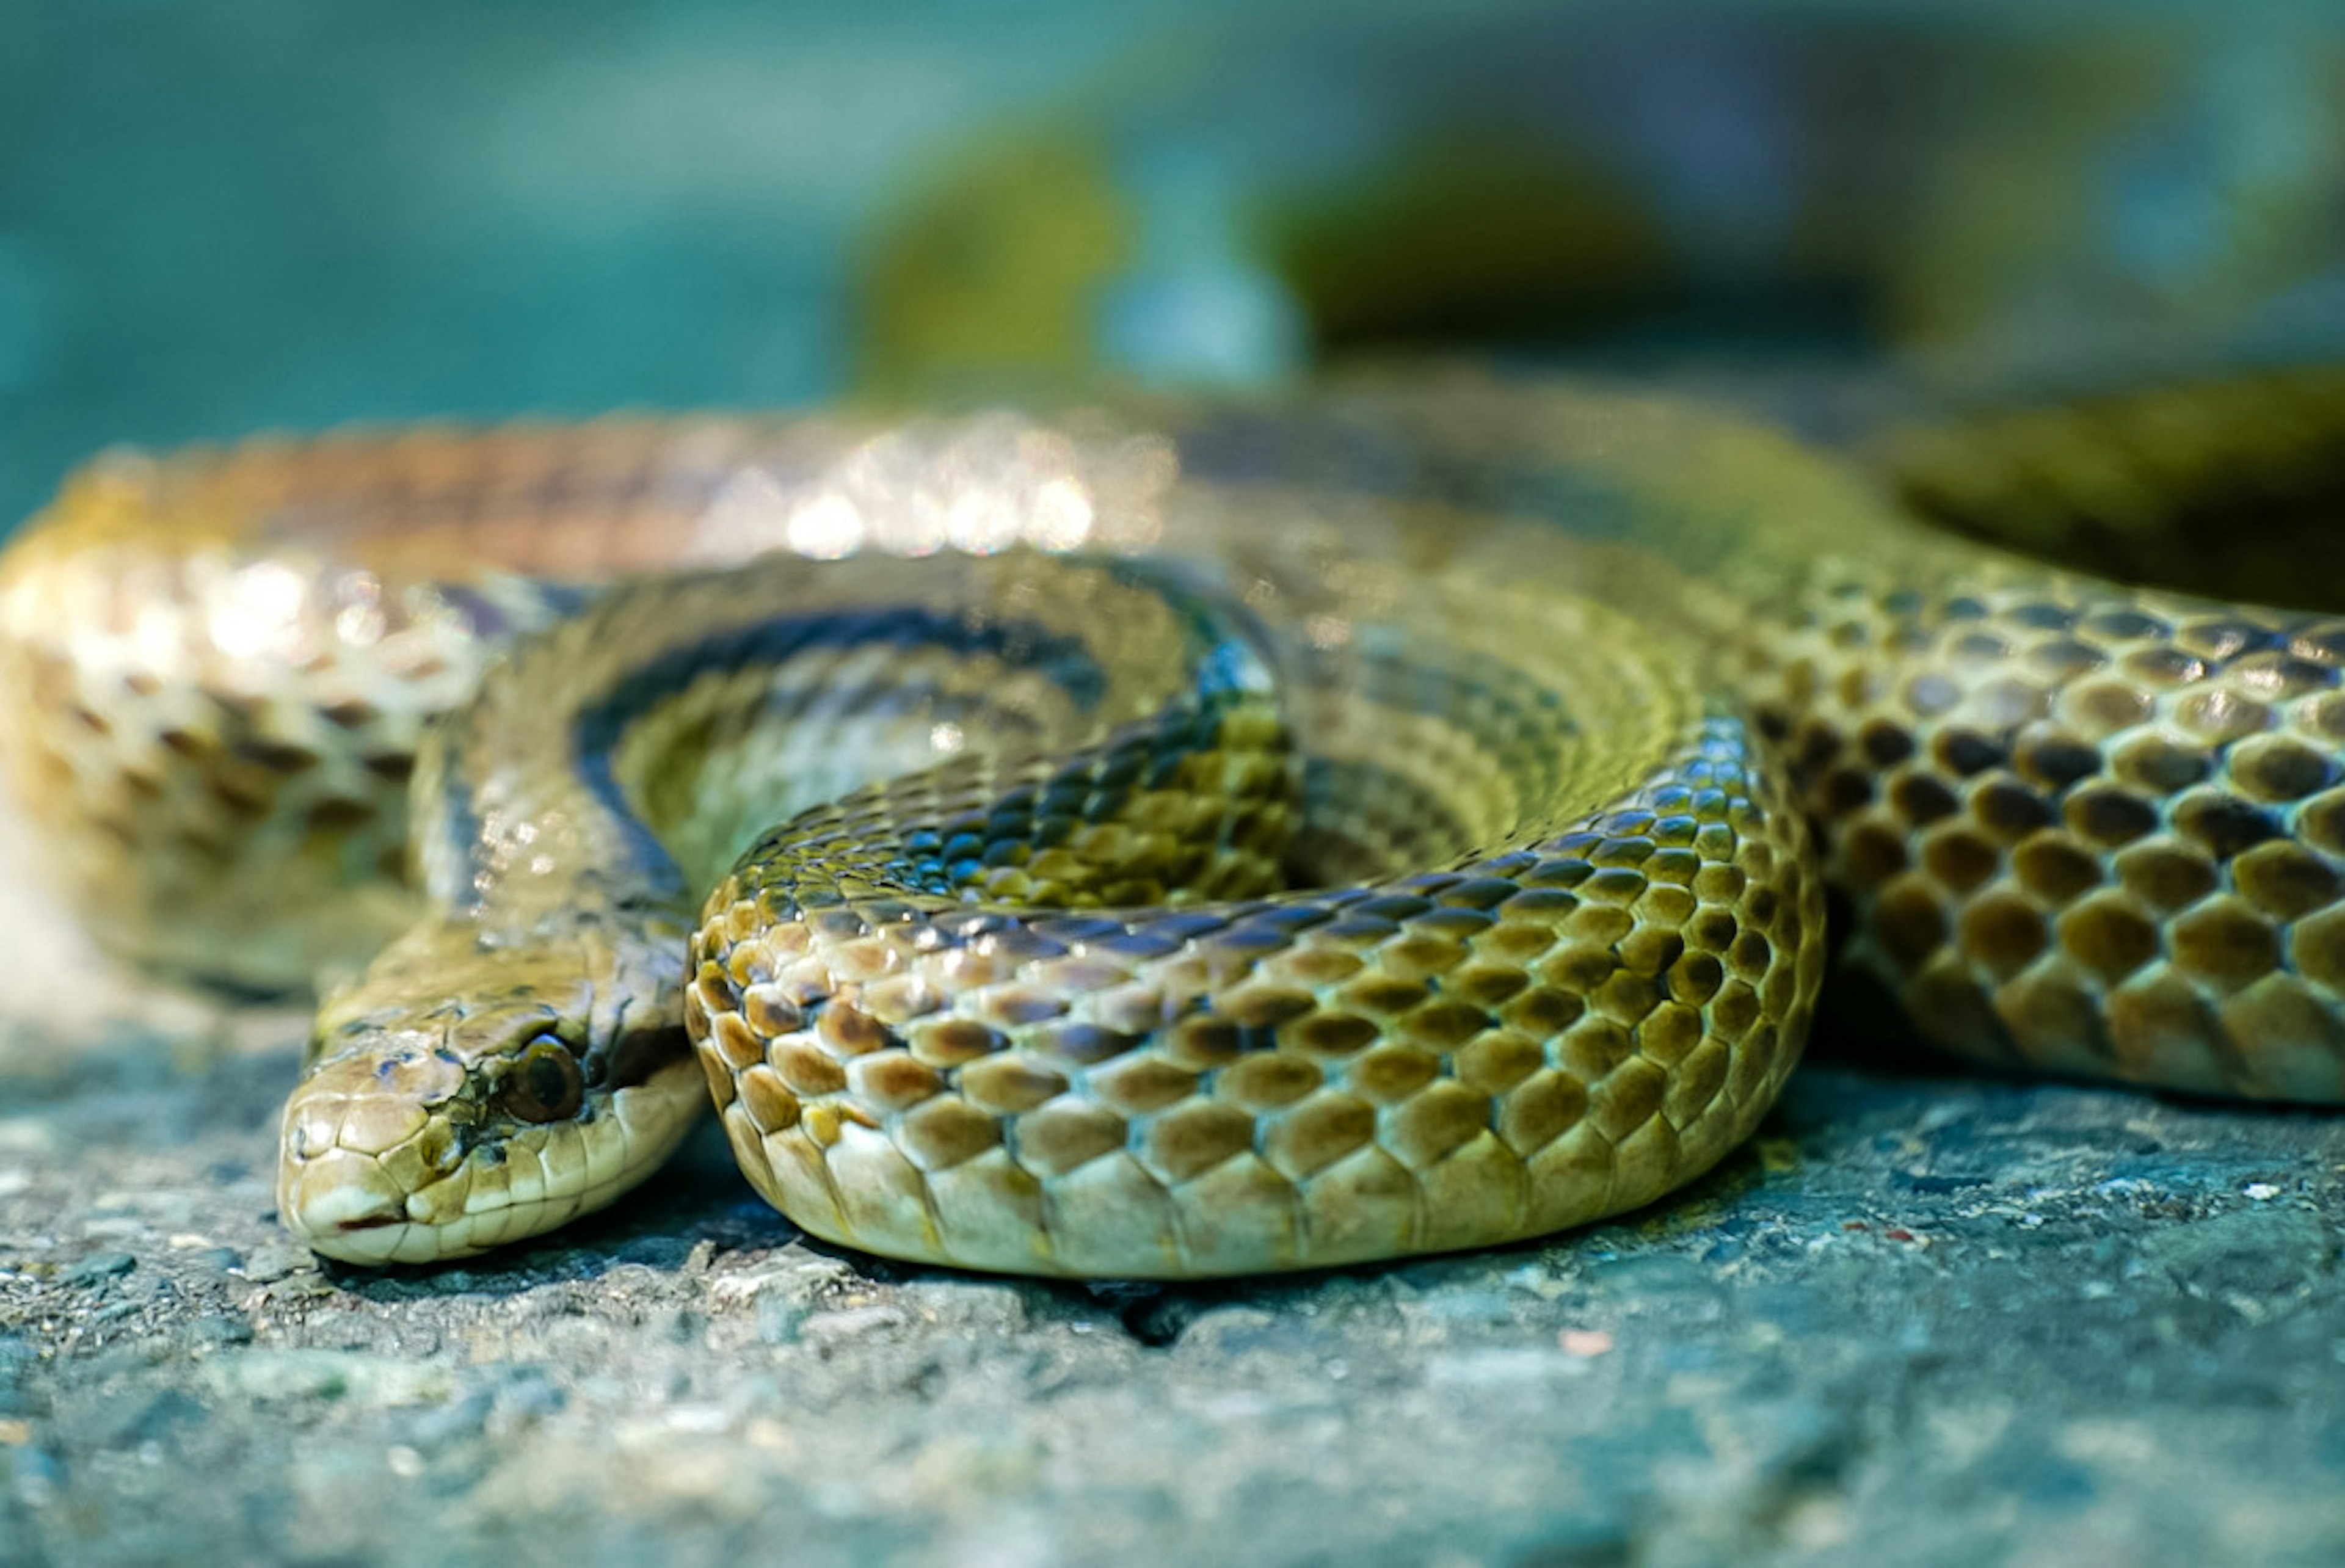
[{"left": 275, "top": 917, "right": 709, "bottom": 1265}]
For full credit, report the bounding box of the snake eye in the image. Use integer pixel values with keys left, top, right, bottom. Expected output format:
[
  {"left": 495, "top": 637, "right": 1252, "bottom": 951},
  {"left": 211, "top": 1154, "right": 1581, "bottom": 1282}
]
[{"left": 498, "top": 1034, "right": 584, "bottom": 1123}]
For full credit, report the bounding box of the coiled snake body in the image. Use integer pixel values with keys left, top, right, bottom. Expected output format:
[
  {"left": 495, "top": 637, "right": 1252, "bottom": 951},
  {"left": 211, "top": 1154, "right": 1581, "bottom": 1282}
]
[{"left": 4, "top": 371, "right": 2343, "bottom": 1274}]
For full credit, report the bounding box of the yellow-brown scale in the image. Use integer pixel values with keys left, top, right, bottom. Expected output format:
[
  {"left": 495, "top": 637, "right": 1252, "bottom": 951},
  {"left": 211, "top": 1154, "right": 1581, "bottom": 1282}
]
[
  {"left": 274, "top": 547, "right": 1300, "bottom": 1263},
  {"left": 686, "top": 706, "right": 1820, "bottom": 1277},
  {"left": 0, "top": 416, "right": 834, "bottom": 990},
  {"left": 3, "top": 371, "right": 2343, "bottom": 1275},
  {"left": 1786, "top": 485, "right": 2345, "bottom": 1102},
  {"left": 1276, "top": 374, "right": 2345, "bottom": 1105},
  {"left": 1874, "top": 368, "right": 2345, "bottom": 612}
]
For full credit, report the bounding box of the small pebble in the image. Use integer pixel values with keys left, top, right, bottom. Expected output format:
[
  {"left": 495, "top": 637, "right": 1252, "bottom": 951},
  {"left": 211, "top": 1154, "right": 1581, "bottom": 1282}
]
[
  {"left": 184, "top": 1314, "right": 256, "bottom": 1349},
  {"left": 757, "top": 1294, "right": 813, "bottom": 1345},
  {"left": 62, "top": 1251, "right": 136, "bottom": 1286},
  {"left": 235, "top": 1244, "right": 310, "bottom": 1284},
  {"left": 799, "top": 1305, "right": 909, "bottom": 1347},
  {"left": 486, "top": 1375, "right": 565, "bottom": 1434}
]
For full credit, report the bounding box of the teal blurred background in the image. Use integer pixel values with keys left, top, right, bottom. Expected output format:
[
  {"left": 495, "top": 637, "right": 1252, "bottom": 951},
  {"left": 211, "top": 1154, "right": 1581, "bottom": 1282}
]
[
  {"left": 6, "top": 1, "right": 2345, "bottom": 531},
  {"left": 0, "top": 1, "right": 1171, "bottom": 521}
]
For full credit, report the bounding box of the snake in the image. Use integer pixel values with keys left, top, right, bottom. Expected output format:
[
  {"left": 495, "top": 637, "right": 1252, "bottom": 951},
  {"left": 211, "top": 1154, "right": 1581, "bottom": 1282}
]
[{"left": 4, "top": 367, "right": 2343, "bottom": 1276}]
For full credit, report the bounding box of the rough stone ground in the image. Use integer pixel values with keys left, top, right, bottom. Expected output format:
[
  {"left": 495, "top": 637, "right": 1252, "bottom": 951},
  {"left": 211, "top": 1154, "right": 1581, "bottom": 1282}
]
[{"left": 4, "top": 799, "right": 2344, "bottom": 1568}]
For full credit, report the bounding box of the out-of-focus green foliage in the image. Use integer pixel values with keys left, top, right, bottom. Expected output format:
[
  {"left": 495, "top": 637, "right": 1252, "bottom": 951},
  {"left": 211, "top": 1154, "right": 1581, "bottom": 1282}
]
[{"left": 7, "top": 2, "right": 2345, "bottom": 530}]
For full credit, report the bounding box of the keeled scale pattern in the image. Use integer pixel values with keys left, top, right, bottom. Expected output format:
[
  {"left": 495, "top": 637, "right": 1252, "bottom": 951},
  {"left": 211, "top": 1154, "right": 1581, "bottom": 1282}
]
[
  {"left": 0, "top": 413, "right": 1162, "bottom": 990},
  {"left": 687, "top": 714, "right": 1822, "bottom": 1277},
  {"left": 1761, "top": 564, "right": 2345, "bottom": 1102},
  {"left": 0, "top": 425, "right": 766, "bottom": 989},
  {"left": 16, "top": 376, "right": 2345, "bottom": 1275}
]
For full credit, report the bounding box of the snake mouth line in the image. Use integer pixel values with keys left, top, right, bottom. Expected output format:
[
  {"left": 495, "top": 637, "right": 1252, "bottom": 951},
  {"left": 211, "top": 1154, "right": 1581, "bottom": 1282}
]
[{"left": 280, "top": 1054, "right": 711, "bottom": 1263}]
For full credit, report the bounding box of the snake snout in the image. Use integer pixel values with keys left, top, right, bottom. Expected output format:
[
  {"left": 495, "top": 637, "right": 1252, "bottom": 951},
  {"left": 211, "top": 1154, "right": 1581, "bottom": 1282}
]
[
  {"left": 275, "top": 1047, "right": 467, "bottom": 1263},
  {"left": 279, "top": 1146, "right": 409, "bottom": 1247}
]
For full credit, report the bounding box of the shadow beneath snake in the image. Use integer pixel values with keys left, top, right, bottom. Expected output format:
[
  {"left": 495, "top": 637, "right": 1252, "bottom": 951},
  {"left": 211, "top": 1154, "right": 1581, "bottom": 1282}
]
[{"left": 311, "top": 961, "right": 2332, "bottom": 1334}]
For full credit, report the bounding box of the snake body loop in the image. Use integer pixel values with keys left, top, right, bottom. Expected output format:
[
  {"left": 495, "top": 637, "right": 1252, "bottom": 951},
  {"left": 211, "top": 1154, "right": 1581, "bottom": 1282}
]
[{"left": 3, "top": 371, "right": 2343, "bottom": 1273}]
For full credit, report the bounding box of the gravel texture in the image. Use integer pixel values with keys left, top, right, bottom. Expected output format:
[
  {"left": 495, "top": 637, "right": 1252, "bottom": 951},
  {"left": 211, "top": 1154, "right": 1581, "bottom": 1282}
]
[{"left": 5, "top": 806, "right": 2345, "bottom": 1567}]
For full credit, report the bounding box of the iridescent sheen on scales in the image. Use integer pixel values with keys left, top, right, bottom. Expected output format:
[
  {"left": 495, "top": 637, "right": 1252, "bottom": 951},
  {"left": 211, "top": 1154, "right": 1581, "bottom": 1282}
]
[{"left": 2, "top": 372, "right": 2341, "bottom": 1274}]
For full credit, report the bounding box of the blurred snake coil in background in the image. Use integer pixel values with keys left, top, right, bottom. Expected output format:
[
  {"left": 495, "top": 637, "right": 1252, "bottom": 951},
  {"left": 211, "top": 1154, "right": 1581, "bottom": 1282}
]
[{"left": 4, "top": 4, "right": 2345, "bottom": 1274}]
